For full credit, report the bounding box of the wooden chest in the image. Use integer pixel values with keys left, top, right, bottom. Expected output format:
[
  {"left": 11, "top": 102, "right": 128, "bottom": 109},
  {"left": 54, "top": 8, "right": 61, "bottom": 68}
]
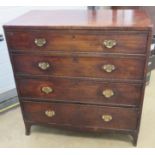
[{"left": 3, "top": 9, "right": 152, "bottom": 146}]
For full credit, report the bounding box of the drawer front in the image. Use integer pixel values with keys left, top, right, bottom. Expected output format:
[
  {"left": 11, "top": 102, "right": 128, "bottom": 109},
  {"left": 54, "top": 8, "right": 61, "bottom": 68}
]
[
  {"left": 17, "top": 77, "right": 142, "bottom": 106},
  {"left": 22, "top": 101, "right": 138, "bottom": 130},
  {"left": 6, "top": 30, "right": 147, "bottom": 54},
  {"left": 12, "top": 54, "right": 145, "bottom": 80}
]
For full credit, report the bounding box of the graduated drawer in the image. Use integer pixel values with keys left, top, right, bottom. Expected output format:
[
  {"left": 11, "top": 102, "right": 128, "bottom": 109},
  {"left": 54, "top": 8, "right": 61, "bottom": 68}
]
[
  {"left": 6, "top": 30, "right": 147, "bottom": 54},
  {"left": 12, "top": 54, "right": 145, "bottom": 80},
  {"left": 22, "top": 101, "right": 138, "bottom": 130},
  {"left": 17, "top": 77, "right": 142, "bottom": 107}
]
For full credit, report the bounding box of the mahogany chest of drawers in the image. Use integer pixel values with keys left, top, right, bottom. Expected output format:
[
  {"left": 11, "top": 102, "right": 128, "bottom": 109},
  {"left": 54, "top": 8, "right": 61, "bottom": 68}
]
[{"left": 3, "top": 9, "right": 152, "bottom": 145}]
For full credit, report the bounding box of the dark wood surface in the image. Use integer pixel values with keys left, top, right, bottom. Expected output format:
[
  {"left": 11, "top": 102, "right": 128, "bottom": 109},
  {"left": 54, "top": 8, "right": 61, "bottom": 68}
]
[
  {"left": 4, "top": 10, "right": 152, "bottom": 30},
  {"left": 140, "top": 7, "right": 155, "bottom": 34},
  {"left": 111, "top": 6, "right": 155, "bottom": 83},
  {"left": 12, "top": 54, "right": 145, "bottom": 80},
  {"left": 23, "top": 101, "right": 138, "bottom": 130},
  {"left": 16, "top": 77, "right": 142, "bottom": 107},
  {"left": 6, "top": 30, "right": 148, "bottom": 54},
  {"left": 111, "top": 7, "right": 155, "bottom": 34},
  {"left": 3, "top": 10, "right": 152, "bottom": 146}
]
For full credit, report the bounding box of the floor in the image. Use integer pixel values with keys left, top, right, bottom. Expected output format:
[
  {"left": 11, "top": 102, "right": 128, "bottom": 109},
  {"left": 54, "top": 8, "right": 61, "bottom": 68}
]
[{"left": 0, "top": 71, "right": 155, "bottom": 148}]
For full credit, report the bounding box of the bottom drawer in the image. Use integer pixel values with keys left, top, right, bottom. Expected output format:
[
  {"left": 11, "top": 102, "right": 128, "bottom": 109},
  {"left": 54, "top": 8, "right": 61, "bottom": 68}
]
[{"left": 22, "top": 101, "right": 138, "bottom": 130}]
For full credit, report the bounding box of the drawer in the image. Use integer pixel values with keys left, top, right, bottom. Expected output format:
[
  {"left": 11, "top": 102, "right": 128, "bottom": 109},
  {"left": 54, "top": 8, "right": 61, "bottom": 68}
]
[
  {"left": 6, "top": 30, "right": 147, "bottom": 54},
  {"left": 22, "top": 101, "right": 138, "bottom": 130},
  {"left": 12, "top": 54, "right": 145, "bottom": 80},
  {"left": 17, "top": 77, "right": 142, "bottom": 107}
]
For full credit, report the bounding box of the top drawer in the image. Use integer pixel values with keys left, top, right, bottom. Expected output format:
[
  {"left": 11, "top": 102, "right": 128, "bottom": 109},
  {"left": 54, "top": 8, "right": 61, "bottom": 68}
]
[{"left": 5, "top": 30, "right": 148, "bottom": 54}]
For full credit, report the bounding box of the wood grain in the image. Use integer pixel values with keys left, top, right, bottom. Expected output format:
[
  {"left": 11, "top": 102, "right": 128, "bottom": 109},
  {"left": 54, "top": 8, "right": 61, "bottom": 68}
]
[
  {"left": 6, "top": 30, "right": 147, "bottom": 54},
  {"left": 16, "top": 77, "right": 142, "bottom": 107},
  {"left": 23, "top": 101, "right": 138, "bottom": 130},
  {"left": 3, "top": 9, "right": 152, "bottom": 145},
  {"left": 12, "top": 54, "right": 145, "bottom": 80},
  {"left": 4, "top": 10, "right": 152, "bottom": 30}
]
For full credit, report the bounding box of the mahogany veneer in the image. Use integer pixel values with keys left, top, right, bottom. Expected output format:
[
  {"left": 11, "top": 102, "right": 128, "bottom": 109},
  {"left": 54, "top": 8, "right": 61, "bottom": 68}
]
[{"left": 3, "top": 9, "right": 153, "bottom": 146}]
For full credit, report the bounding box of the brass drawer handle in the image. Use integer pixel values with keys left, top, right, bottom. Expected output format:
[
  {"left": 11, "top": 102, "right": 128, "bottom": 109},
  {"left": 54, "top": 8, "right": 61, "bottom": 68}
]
[
  {"left": 103, "top": 40, "right": 117, "bottom": 49},
  {"left": 45, "top": 110, "right": 55, "bottom": 117},
  {"left": 34, "top": 38, "right": 47, "bottom": 47},
  {"left": 102, "top": 64, "right": 115, "bottom": 73},
  {"left": 38, "top": 62, "right": 50, "bottom": 70},
  {"left": 41, "top": 86, "right": 53, "bottom": 94},
  {"left": 102, "top": 89, "right": 114, "bottom": 98},
  {"left": 102, "top": 115, "right": 112, "bottom": 122}
]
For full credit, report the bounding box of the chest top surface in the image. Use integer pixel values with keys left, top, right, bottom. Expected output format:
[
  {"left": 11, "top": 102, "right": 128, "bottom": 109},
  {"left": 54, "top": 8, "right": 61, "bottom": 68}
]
[{"left": 4, "top": 9, "right": 152, "bottom": 30}]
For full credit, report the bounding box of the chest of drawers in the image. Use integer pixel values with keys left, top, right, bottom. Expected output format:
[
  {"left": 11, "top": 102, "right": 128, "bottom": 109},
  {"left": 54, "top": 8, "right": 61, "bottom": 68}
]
[{"left": 4, "top": 9, "right": 152, "bottom": 146}]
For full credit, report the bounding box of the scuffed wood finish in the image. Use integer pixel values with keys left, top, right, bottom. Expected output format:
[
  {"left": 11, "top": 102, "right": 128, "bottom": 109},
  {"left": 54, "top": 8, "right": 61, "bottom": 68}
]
[
  {"left": 16, "top": 77, "right": 142, "bottom": 107},
  {"left": 23, "top": 101, "right": 138, "bottom": 130},
  {"left": 6, "top": 30, "right": 147, "bottom": 54},
  {"left": 3, "top": 10, "right": 153, "bottom": 146},
  {"left": 12, "top": 54, "right": 145, "bottom": 80}
]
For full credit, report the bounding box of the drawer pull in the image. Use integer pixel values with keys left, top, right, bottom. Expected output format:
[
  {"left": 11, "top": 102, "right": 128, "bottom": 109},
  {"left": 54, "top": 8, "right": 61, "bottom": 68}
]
[
  {"left": 102, "top": 115, "right": 112, "bottom": 122},
  {"left": 41, "top": 86, "right": 53, "bottom": 94},
  {"left": 102, "top": 89, "right": 114, "bottom": 98},
  {"left": 34, "top": 38, "right": 47, "bottom": 47},
  {"left": 38, "top": 62, "right": 50, "bottom": 70},
  {"left": 102, "top": 64, "right": 115, "bottom": 73},
  {"left": 103, "top": 40, "right": 117, "bottom": 49},
  {"left": 45, "top": 110, "right": 55, "bottom": 117}
]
